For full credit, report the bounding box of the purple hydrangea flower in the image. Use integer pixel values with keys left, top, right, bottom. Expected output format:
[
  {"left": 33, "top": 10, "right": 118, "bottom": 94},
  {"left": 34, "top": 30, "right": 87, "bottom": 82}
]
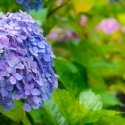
[
  {"left": 0, "top": 10, "right": 58, "bottom": 112},
  {"left": 16, "top": 0, "right": 44, "bottom": 12}
]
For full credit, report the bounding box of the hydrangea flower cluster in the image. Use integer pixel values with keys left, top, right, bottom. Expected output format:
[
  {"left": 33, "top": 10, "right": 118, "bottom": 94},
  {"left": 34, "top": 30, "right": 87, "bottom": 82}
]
[
  {"left": 80, "top": 15, "right": 88, "bottom": 27},
  {"left": 0, "top": 11, "right": 58, "bottom": 112},
  {"left": 96, "top": 18, "right": 121, "bottom": 35},
  {"left": 16, "top": 0, "right": 43, "bottom": 12},
  {"left": 47, "top": 28, "right": 79, "bottom": 42}
]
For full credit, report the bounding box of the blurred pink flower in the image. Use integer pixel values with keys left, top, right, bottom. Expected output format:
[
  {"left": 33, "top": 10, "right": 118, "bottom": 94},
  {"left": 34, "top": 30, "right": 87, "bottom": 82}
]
[
  {"left": 80, "top": 15, "right": 88, "bottom": 26},
  {"left": 96, "top": 18, "right": 121, "bottom": 34},
  {"left": 56, "top": 0, "right": 63, "bottom": 6},
  {"left": 47, "top": 29, "right": 62, "bottom": 40},
  {"left": 47, "top": 28, "right": 79, "bottom": 42}
]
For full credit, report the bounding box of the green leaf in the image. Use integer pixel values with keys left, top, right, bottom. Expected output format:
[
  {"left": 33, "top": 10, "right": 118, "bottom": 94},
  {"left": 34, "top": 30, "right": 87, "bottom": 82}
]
[
  {"left": 30, "top": 98, "right": 68, "bottom": 125},
  {"left": 94, "top": 116, "right": 125, "bottom": 125},
  {"left": 92, "top": 89, "right": 122, "bottom": 106},
  {"left": 94, "top": 0, "right": 108, "bottom": 6},
  {"left": 69, "top": 40, "right": 90, "bottom": 67},
  {"left": 29, "top": 109, "right": 43, "bottom": 123},
  {"left": 79, "top": 90, "right": 102, "bottom": 110},
  {"left": 87, "top": 69, "right": 107, "bottom": 89},
  {"left": 83, "top": 110, "right": 121, "bottom": 124},
  {"left": 30, "top": 107, "right": 57, "bottom": 125},
  {"left": 53, "top": 89, "right": 88, "bottom": 125},
  {"left": 45, "top": 99, "right": 69, "bottom": 125},
  {"left": 72, "top": 0, "right": 94, "bottom": 14},
  {"left": 54, "top": 60, "right": 88, "bottom": 96},
  {"left": 117, "top": 13, "right": 125, "bottom": 25},
  {"left": 29, "top": 8, "right": 48, "bottom": 26},
  {"left": 0, "top": 101, "right": 31, "bottom": 125},
  {"left": 79, "top": 90, "right": 122, "bottom": 124},
  {"left": 90, "top": 61, "right": 123, "bottom": 77}
]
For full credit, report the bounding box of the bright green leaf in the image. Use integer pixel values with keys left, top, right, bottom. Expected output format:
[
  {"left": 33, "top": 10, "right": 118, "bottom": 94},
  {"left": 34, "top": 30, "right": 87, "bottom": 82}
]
[
  {"left": 53, "top": 89, "right": 88, "bottom": 125},
  {"left": 94, "top": 116, "right": 125, "bottom": 125},
  {"left": 45, "top": 99, "right": 69, "bottom": 125},
  {"left": 117, "top": 13, "right": 125, "bottom": 25},
  {"left": 72, "top": 0, "right": 94, "bottom": 14},
  {"left": 30, "top": 98, "right": 68, "bottom": 125},
  {"left": 83, "top": 110, "right": 121, "bottom": 124},
  {"left": 79, "top": 90, "right": 102, "bottom": 110}
]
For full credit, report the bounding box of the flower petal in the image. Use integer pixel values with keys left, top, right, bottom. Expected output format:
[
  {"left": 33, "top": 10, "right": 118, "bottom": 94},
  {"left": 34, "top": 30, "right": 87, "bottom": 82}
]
[
  {"left": 10, "top": 76, "right": 16, "bottom": 84},
  {"left": 14, "top": 73, "right": 22, "bottom": 81},
  {"left": 33, "top": 96, "right": 40, "bottom": 104},
  {"left": 23, "top": 103, "right": 31, "bottom": 112},
  {"left": 31, "top": 89, "right": 40, "bottom": 95}
]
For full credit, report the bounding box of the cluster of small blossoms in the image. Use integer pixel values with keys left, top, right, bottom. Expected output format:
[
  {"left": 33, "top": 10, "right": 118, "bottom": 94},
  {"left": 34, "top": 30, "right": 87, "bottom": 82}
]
[
  {"left": 0, "top": 11, "right": 58, "bottom": 112},
  {"left": 96, "top": 18, "right": 121, "bottom": 35},
  {"left": 47, "top": 28, "right": 79, "bottom": 42},
  {"left": 16, "top": 0, "right": 43, "bottom": 12}
]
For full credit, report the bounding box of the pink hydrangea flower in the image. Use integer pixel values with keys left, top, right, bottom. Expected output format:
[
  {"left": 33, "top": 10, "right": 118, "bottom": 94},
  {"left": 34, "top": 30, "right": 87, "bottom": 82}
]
[
  {"left": 47, "top": 28, "right": 79, "bottom": 42},
  {"left": 56, "top": 0, "right": 63, "bottom": 6},
  {"left": 96, "top": 18, "right": 121, "bottom": 34},
  {"left": 80, "top": 15, "right": 88, "bottom": 26}
]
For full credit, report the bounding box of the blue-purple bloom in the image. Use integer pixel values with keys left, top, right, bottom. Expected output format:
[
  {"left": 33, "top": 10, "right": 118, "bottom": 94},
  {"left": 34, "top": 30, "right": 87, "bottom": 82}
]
[
  {"left": 16, "top": 0, "right": 44, "bottom": 12},
  {"left": 0, "top": 11, "right": 58, "bottom": 112}
]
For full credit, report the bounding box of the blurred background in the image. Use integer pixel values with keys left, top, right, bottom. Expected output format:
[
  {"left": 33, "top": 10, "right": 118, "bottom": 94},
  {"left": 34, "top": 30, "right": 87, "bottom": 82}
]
[{"left": 1, "top": 0, "right": 125, "bottom": 125}]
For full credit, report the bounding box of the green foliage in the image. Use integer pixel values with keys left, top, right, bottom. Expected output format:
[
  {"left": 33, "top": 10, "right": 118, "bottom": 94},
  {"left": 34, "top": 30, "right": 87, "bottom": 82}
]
[
  {"left": 54, "top": 59, "right": 88, "bottom": 96},
  {"left": 0, "top": 0, "right": 125, "bottom": 125},
  {"left": 0, "top": 101, "right": 31, "bottom": 125},
  {"left": 94, "top": 116, "right": 125, "bottom": 125},
  {"left": 79, "top": 90, "right": 102, "bottom": 110},
  {"left": 53, "top": 89, "right": 88, "bottom": 125},
  {"left": 69, "top": 40, "right": 90, "bottom": 67},
  {"left": 30, "top": 98, "right": 68, "bottom": 125},
  {"left": 29, "top": 8, "right": 48, "bottom": 26},
  {"left": 92, "top": 89, "right": 122, "bottom": 106},
  {"left": 53, "top": 89, "right": 123, "bottom": 125}
]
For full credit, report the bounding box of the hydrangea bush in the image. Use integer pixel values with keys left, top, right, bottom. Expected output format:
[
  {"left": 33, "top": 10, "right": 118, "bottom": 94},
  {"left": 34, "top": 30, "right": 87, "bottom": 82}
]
[{"left": 0, "top": 10, "right": 58, "bottom": 112}]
